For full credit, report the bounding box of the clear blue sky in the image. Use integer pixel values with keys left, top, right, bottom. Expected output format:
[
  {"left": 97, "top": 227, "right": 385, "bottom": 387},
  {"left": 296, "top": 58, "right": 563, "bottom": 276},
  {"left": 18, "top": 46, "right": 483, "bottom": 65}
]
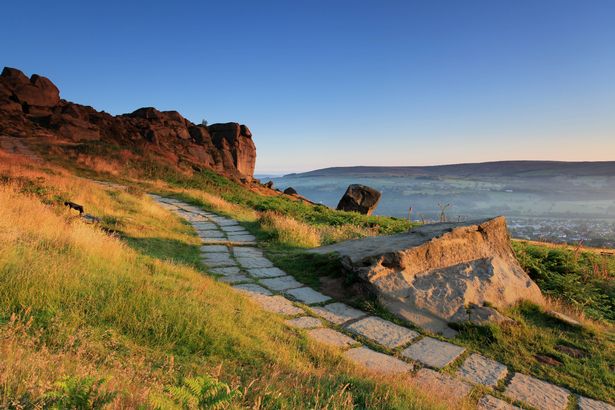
[{"left": 2, "top": 1, "right": 614, "bottom": 173}]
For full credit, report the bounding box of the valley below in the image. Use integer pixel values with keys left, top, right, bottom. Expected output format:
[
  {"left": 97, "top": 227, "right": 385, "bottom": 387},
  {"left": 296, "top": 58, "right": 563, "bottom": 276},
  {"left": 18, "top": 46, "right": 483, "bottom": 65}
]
[{"left": 270, "top": 166, "right": 615, "bottom": 248}]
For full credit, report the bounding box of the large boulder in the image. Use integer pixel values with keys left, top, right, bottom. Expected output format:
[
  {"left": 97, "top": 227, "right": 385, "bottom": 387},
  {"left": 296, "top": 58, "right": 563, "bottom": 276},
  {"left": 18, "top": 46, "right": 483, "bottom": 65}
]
[
  {"left": 208, "top": 122, "right": 256, "bottom": 178},
  {"left": 311, "top": 216, "right": 543, "bottom": 336},
  {"left": 0, "top": 67, "right": 60, "bottom": 108},
  {"left": 336, "top": 184, "right": 381, "bottom": 215}
]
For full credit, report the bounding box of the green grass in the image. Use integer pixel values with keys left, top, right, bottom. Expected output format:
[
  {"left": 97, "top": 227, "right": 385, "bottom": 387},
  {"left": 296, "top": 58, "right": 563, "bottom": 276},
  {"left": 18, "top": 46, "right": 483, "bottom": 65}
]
[
  {"left": 512, "top": 241, "right": 614, "bottom": 323},
  {"left": 156, "top": 171, "right": 614, "bottom": 404},
  {"left": 0, "top": 164, "right": 442, "bottom": 409},
  {"left": 454, "top": 301, "right": 615, "bottom": 403}
]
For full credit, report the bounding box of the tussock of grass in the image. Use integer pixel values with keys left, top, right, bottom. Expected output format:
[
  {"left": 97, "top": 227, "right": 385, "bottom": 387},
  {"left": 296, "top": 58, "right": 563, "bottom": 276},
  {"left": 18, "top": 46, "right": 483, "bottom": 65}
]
[{"left": 259, "top": 211, "right": 323, "bottom": 248}]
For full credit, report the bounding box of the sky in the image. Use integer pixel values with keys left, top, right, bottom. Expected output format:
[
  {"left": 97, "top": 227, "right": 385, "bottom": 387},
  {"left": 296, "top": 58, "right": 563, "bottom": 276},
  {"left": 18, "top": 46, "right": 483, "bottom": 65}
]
[{"left": 2, "top": 1, "right": 614, "bottom": 174}]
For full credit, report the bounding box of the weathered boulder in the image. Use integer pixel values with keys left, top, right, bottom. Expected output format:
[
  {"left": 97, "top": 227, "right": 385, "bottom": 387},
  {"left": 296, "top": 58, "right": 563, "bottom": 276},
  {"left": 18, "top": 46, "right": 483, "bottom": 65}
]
[
  {"left": 311, "top": 216, "right": 543, "bottom": 336},
  {"left": 284, "top": 187, "right": 297, "bottom": 195},
  {"left": 1, "top": 68, "right": 60, "bottom": 107},
  {"left": 336, "top": 184, "right": 381, "bottom": 215},
  {"left": 209, "top": 122, "right": 257, "bottom": 177}
]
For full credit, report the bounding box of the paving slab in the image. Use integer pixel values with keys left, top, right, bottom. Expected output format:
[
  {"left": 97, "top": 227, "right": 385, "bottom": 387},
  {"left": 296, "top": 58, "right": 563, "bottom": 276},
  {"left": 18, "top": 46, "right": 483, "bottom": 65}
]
[
  {"left": 504, "top": 373, "right": 570, "bottom": 410},
  {"left": 216, "top": 220, "right": 240, "bottom": 226},
  {"left": 285, "top": 287, "right": 331, "bottom": 305},
  {"left": 200, "top": 252, "right": 233, "bottom": 263},
  {"left": 344, "top": 346, "right": 413, "bottom": 375},
  {"left": 232, "top": 247, "right": 263, "bottom": 258},
  {"left": 199, "top": 245, "right": 229, "bottom": 253},
  {"left": 401, "top": 337, "right": 465, "bottom": 369},
  {"left": 218, "top": 274, "right": 251, "bottom": 284},
  {"left": 192, "top": 223, "right": 218, "bottom": 230},
  {"left": 201, "top": 238, "right": 233, "bottom": 244},
  {"left": 236, "top": 256, "right": 273, "bottom": 269},
  {"left": 233, "top": 283, "right": 273, "bottom": 296},
  {"left": 251, "top": 294, "right": 304, "bottom": 316},
  {"left": 259, "top": 275, "right": 303, "bottom": 291},
  {"left": 346, "top": 316, "right": 419, "bottom": 348},
  {"left": 456, "top": 353, "right": 508, "bottom": 386},
  {"left": 220, "top": 225, "right": 247, "bottom": 232},
  {"left": 307, "top": 328, "right": 358, "bottom": 349},
  {"left": 578, "top": 396, "right": 615, "bottom": 410},
  {"left": 477, "top": 395, "right": 521, "bottom": 410},
  {"left": 199, "top": 230, "right": 226, "bottom": 239},
  {"left": 285, "top": 316, "right": 323, "bottom": 329},
  {"left": 201, "top": 259, "right": 237, "bottom": 268},
  {"left": 227, "top": 234, "right": 257, "bottom": 242},
  {"left": 209, "top": 266, "right": 241, "bottom": 275},
  {"left": 311, "top": 302, "right": 367, "bottom": 325},
  {"left": 247, "top": 267, "right": 287, "bottom": 278},
  {"left": 412, "top": 368, "right": 472, "bottom": 401}
]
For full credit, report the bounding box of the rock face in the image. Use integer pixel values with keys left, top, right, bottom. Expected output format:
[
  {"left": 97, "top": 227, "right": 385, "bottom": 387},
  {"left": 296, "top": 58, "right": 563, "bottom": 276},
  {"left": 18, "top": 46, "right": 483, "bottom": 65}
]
[
  {"left": 336, "top": 184, "right": 381, "bottom": 215},
  {"left": 0, "top": 67, "right": 256, "bottom": 180},
  {"left": 311, "top": 216, "right": 543, "bottom": 335}
]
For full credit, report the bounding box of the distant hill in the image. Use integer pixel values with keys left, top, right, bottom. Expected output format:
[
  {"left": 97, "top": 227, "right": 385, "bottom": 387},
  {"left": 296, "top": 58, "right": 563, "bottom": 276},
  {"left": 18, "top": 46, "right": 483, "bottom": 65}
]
[{"left": 285, "top": 161, "right": 615, "bottom": 178}]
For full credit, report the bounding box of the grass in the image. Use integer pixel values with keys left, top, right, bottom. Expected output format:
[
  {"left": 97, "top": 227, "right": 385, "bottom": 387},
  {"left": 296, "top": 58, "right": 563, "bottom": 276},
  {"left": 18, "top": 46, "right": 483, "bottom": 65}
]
[
  {"left": 512, "top": 241, "right": 614, "bottom": 323},
  {"left": 0, "top": 153, "right": 446, "bottom": 409},
  {"left": 8, "top": 142, "right": 614, "bottom": 405},
  {"left": 143, "top": 168, "right": 614, "bottom": 404}
]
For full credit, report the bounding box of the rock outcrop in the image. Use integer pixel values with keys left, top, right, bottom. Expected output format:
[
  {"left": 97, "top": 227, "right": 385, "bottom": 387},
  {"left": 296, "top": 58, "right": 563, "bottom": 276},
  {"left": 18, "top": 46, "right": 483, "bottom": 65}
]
[
  {"left": 0, "top": 67, "right": 256, "bottom": 180},
  {"left": 336, "top": 184, "right": 381, "bottom": 215},
  {"left": 311, "top": 216, "right": 543, "bottom": 336}
]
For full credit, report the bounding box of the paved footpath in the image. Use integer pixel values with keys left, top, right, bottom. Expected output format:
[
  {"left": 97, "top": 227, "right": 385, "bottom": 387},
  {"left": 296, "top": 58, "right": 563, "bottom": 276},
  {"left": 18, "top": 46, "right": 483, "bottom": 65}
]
[{"left": 152, "top": 195, "right": 614, "bottom": 410}]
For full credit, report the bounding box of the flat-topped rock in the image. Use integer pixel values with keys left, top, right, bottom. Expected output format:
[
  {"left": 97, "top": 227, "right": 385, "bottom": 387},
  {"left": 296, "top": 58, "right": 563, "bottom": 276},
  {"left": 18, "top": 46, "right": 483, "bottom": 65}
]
[
  {"left": 250, "top": 294, "right": 304, "bottom": 316},
  {"left": 346, "top": 316, "right": 418, "bottom": 348},
  {"left": 247, "top": 267, "right": 287, "bottom": 278},
  {"left": 311, "top": 303, "right": 367, "bottom": 325},
  {"left": 259, "top": 275, "right": 303, "bottom": 291},
  {"left": 311, "top": 217, "right": 543, "bottom": 335},
  {"left": 457, "top": 353, "right": 508, "bottom": 386},
  {"left": 286, "top": 287, "right": 331, "bottom": 305},
  {"left": 401, "top": 337, "right": 465, "bottom": 369},
  {"left": 477, "top": 395, "right": 521, "bottom": 410},
  {"left": 236, "top": 256, "right": 273, "bottom": 269},
  {"left": 285, "top": 316, "right": 323, "bottom": 329},
  {"left": 307, "top": 328, "right": 358, "bottom": 349},
  {"left": 578, "top": 396, "right": 615, "bottom": 410},
  {"left": 344, "top": 346, "right": 413, "bottom": 375},
  {"left": 233, "top": 283, "right": 272, "bottom": 296},
  {"left": 504, "top": 373, "right": 570, "bottom": 410},
  {"left": 412, "top": 368, "right": 472, "bottom": 401}
]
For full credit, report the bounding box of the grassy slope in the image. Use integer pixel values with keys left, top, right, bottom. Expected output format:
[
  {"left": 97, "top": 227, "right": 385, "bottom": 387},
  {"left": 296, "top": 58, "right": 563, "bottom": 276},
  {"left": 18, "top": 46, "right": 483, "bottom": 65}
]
[
  {"left": 0, "top": 155, "right": 443, "bottom": 409},
  {"left": 140, "top": 168, "right": 615, "bottom": 404}
]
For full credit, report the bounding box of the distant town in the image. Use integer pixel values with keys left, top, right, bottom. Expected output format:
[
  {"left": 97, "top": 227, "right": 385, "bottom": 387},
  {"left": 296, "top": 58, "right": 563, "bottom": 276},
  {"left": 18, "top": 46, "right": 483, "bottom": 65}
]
[{"left": 508, "top": 217, "right": 615, "bottom": 248}]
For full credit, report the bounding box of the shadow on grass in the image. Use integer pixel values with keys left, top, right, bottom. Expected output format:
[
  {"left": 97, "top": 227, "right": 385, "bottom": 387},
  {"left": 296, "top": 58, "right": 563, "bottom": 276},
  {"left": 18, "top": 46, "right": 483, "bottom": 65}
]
[{"left": 123, "top": 235, "right": 202, "bottom": 269}]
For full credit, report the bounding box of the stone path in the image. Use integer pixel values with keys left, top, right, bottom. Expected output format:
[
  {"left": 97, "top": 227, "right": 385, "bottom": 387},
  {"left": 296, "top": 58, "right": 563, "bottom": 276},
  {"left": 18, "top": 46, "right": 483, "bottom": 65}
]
[{"left": 151, "top": 194, "right": 614, "bottom": 410}]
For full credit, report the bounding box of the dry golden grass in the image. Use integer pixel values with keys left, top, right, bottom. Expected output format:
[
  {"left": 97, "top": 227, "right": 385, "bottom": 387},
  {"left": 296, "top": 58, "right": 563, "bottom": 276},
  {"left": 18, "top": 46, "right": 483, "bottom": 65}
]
[
  {"left": 0, "top": 155, "right": 445, "bottom": 409},
  {"left": 259, "top": 211, "right": 322, "bottom": 248}
]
